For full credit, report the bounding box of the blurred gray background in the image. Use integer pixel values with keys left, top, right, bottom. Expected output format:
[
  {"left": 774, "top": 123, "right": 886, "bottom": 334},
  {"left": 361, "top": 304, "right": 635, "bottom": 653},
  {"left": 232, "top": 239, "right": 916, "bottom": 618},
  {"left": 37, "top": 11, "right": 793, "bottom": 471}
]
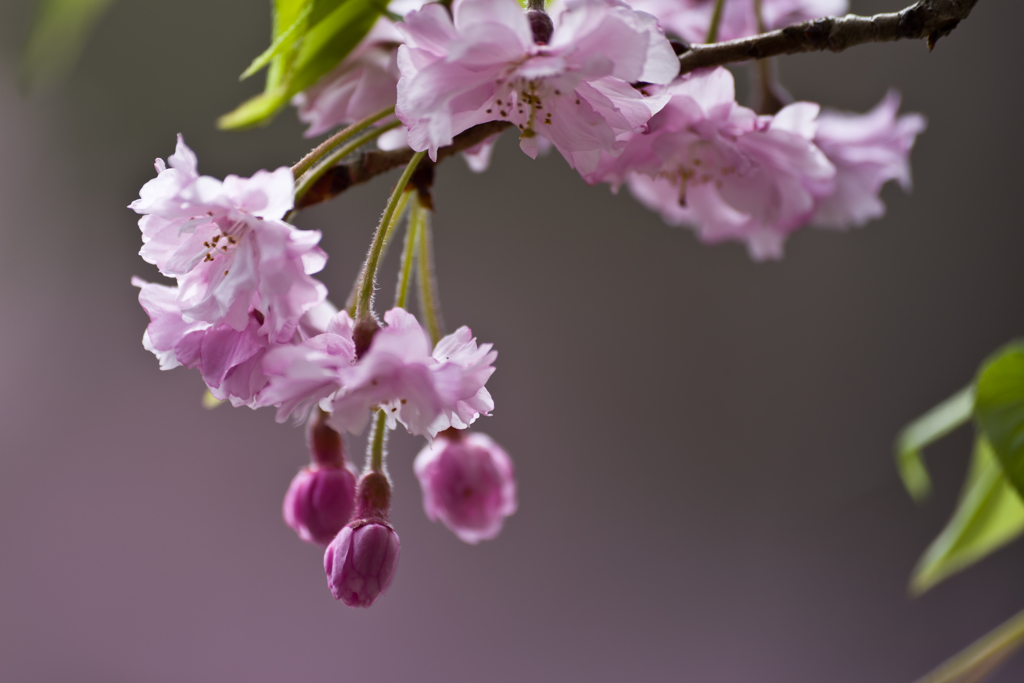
[{"left": 1, "top": 1, "right": 1021, "bottom": 681}]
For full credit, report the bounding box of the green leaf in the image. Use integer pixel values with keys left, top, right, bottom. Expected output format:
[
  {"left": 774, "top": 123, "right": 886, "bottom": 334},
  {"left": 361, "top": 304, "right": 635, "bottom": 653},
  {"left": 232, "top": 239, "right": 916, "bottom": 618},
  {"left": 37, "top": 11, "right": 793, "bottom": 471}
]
[
  {"left": 267, "top": 0, "right": 315, "bottom": 90},
  {"left": 220, "top": 0, "right": 384, "bottom": 130},
  {"left": 975, "top": 342, "right": 1024, "bottom": 499},
  {"left": 896, "top": 386, "right": 974, "bottom": 502},
  {"left": 910, "top": 437, "right": 1024, "bottom": 595},
  {"left": 20, "top": 0, "right": 116, "bottom": 90},
  {"left": 240, "top": 3, "right": 313, "bottom": 81},
  {"left": 287, "top": 0, "right": 385, "bottom": 93},
  {"left": 216, "top": 86, "right": 291, "bottom": 131}
]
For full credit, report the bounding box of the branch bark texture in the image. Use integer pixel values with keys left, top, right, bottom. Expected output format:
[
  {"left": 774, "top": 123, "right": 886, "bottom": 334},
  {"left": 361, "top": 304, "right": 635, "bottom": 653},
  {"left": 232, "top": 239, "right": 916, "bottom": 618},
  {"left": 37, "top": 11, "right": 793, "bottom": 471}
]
[
  {"left": 295, "top": 0, "right": 981, "bottom": 212},
  {"left": 295, "top": 121, "right": 512, "bottom": 211},
  {"left": 678, "top": 0, "right": 981, "bottom": 73}
]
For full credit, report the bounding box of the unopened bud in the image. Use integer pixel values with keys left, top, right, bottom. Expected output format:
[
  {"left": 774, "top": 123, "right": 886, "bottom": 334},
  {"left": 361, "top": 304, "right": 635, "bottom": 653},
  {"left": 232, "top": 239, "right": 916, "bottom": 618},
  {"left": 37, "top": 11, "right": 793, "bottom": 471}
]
[
  {"left": 527, "top": 10, "right": 554, "bottom": 45},
  {"left": 324, "top": 471, "right": 400, "bottom": 607},
  {"left": 414, "top": 431, "right": 517, "bottom": 544},
  {"left": 283, "top": 464, "right": 358, "bottom": 546}
]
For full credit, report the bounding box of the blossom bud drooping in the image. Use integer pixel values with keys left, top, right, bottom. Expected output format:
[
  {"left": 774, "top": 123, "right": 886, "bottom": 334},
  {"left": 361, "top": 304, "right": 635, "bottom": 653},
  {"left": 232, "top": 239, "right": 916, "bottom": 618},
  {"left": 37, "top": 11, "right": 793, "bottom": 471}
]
[
  {"left": 414, "top": 430, "right": 517, "bottom": 544},
  {"left": 282, "top": 412, "right": 358, "bottom": 546},
  {"left": 324, "top": 471, "right": 401, "bottom": 608}
]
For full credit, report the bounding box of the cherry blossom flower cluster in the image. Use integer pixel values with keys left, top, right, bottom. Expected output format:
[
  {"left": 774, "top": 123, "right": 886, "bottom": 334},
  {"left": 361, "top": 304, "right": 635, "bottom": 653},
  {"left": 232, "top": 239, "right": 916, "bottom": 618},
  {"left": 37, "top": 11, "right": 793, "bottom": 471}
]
[
  {"left": 132, "top": 135, "right": 514, "bottom": 608},
  {"left": 300, "top": 0, "right": 924, "bottom": 259},
  {"left": 131, "top": 0, "right": 927, "bottom": 609}
]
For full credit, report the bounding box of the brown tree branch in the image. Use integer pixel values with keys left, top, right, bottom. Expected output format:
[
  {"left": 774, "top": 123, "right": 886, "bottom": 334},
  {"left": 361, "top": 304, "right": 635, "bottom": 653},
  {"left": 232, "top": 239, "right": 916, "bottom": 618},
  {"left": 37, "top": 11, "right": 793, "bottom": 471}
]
[
  {"left": 677, "top": 0, "right": 981, "bottom": 74},
  {"left": 295, "top": 0, "right": 982, "bottom": 212},
  {"left": 295, "top": 120, "right": 512, "bottom": 211}
]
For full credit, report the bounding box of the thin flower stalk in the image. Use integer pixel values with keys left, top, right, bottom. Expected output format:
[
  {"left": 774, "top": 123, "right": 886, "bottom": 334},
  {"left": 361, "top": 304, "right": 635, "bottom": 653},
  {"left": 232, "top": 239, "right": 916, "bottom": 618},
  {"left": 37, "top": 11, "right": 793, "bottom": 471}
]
[
  {"left": 293, "top": 120, "right": 403, "bottom": 208},
  {"left": 367, "top": 409, "right": 390, "bottom": 473},
  {"left": 345, "top": 188, "right": 414, "bottom": 315},
  {"left": 354, "top": 151, "right": 426, "bottom": 321},
  {"left": 292, "top": 106, "right": 396, "bottom": 179},
  {"left": 415, "top": 205, "right": 443, "bottom": 346},
  {"left": 914, "top": 606, "right": 1024, "bottom": 683},
  {"left": 706, "top": 0, "right": 727, "bottom": 43},
  {"left": 395, "top": 196, "right": 423, "bottom": 310}
]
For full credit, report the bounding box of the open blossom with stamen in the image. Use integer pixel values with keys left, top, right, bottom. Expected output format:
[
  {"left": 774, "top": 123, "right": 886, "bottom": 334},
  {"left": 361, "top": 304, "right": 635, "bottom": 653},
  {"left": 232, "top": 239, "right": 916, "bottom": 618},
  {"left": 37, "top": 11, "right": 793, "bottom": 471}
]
[
  {"left": 130, "top": 135, "right": 327, "bottom": 343},
  {"left": 260, "top": 308, "right": 496, "bottom": 437},
  {"left": 394, "top": 0, "right": 680, "bottom": 174},
  {"left": 595, "top": 68, "right": 835, "bottom": 260},
  {"left": 630, "top": 0, "right": 847, "bottom": 45},
  {"left": 811, "top": 90, "right": 926, "bottom": 229},
  {"left": 414, "top": 431, "right": 516, "bottom": 544}
]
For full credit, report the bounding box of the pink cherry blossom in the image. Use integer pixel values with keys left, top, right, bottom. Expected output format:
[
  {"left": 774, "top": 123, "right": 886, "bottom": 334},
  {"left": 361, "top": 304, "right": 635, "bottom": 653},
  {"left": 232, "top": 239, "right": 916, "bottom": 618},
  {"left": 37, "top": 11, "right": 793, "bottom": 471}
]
[
  {"left": 595, "top": 68, "right": 835, "bottom": 259},
  {"left": 260, "top": 308, "right": 497, "bottom": 437},
  {"left": 133, "top": 277, "right": 271, "bottom": 406},
  {"left": 395, "top": 0, "right": 680, "bottom": 175},
  {"left": 293, "top": 20, "right": 406, "bottom": 139},
  {"left": 631, "top": 0, "right": 847, "bottom": 45},
  {"left": 130, "top": 135, "right": 327, "bottom": 343},
  {"left": 811, "top": 90, "right": 926, "bottom": 229},
  {"left": 329, "top": 308, "right": 496, "bottom": 437},
  {"left": 414, "top": 431, "right": 517, "bottom": 544},
  {"left": 259, "top": 310, "right": 358, "bottom": 423}
]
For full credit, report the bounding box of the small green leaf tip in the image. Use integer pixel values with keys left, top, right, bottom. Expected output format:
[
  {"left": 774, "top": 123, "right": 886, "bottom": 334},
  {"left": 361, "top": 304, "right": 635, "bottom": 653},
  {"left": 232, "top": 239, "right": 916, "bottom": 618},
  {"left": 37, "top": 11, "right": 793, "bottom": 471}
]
[
  {"left": 895, "top": 386, "right": 974, "bottom": 503},
  {"left": 910, "top": 437, "right": 1024, "bottom": 595}
]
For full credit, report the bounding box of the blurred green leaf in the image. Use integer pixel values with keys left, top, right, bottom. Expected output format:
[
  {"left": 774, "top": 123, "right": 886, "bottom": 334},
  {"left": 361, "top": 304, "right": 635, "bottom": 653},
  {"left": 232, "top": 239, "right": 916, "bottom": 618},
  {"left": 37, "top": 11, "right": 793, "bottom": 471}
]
[
  {"left": 896, "top": 386, "right": 974, "bottom": 503},
  {"left": 220, "top": 0, "right": 385, "bottom": 130},
  {"left": 910, "top": 437, "right": 1024, "bottom": 595},
  {"left": 240, "top": 4, "right": 313, "bottom": 81},
  {"left": 975, "top": 342, "right": 1024, "bottom": 499},
  {"left": 21, "top": 0, "right": 116, "bottom": 90}
]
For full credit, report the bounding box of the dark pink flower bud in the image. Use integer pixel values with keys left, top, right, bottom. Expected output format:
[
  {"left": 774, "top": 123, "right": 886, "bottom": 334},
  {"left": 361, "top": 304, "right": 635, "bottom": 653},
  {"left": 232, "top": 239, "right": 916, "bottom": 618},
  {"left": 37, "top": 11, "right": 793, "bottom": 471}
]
[
  {"left": 283, "top": 411, "right": 357, "bottom": 546},
  {"left": 414, "top": 430, "right": 517, "bottom": 544},
  {"left": 324, "top": 472, "right": 400, "bottom": 608},
  {"left": 283, "top": 465, "right": 357, "bottom": 546}
]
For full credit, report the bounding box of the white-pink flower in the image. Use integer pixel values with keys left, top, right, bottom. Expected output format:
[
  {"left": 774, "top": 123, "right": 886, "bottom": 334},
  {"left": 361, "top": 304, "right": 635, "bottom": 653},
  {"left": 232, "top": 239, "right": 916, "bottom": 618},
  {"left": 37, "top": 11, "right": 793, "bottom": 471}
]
[
  {"left": 261, "top": 308, "right": 497, "bottom": 438},
  {"left": 596, "top": 68, "right": 835, "bottom": 259},
  {"left": 414, "top": 431, "right": 517, "bottom": 544},
  {"left": 293, "top": 20, "right": 407, "bottom": 141},
  {"left": 130, "top": 135, "right": 327, "bottom": 343},
  {"left": 811, "top": 90, "right": 926, "bottom": 229},
  {"left": 631, "top": 0, "right": 847, "bottom": 44},
  {"left": 395, "top": 0, "right": 680, "bottom": 174},
  {"left": 260, "top": 311, "right": 358, "bottom": 422},
  {"left": 133, "top": 277, "right": 271, "bottom": 406}
]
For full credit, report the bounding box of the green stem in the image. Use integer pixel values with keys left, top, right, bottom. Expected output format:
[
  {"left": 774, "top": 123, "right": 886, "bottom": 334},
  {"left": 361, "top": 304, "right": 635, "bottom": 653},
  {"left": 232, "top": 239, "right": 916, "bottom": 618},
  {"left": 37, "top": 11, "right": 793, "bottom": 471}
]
[
  {"left": 354, "top": 151, "right": 426, "bottom": 321},
  {"left": 367, "top": 409, "right": 389, "bottom": 473},
  {"left": 394, "top": 195, "right": 423, "bottom": 310},
  {"left": 415, "top": 205, "right": 443, "bottom": 346},
  {"left": 706, "top": 0, "right": 727, "bottom": 43},
  {"left": 293, "top": 120, "right": 402, "bottom": 210},
  {"left": 291, "top": 106, "right": 395, "bottom": 179},
  {"left": 914, "top": 607, "right": 1024, "bottom": 683},
  {"left": 345, "top": 189, "right": 413, "bottom": 316}
]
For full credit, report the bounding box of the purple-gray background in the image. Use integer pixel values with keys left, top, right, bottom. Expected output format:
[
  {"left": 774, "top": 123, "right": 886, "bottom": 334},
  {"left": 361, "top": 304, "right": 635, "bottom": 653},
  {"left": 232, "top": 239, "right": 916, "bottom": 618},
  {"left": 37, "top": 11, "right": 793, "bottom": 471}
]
[{"left": 1, "top": 1, "right": 1022, "bottom": 681}]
